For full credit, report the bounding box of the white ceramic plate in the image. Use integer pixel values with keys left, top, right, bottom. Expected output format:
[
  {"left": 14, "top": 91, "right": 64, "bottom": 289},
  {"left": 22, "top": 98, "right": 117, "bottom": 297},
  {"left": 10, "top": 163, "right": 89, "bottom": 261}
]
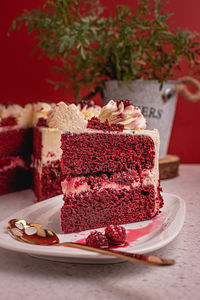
[{"left": 0, "top": 192, "right": 185, "bottom": 264}]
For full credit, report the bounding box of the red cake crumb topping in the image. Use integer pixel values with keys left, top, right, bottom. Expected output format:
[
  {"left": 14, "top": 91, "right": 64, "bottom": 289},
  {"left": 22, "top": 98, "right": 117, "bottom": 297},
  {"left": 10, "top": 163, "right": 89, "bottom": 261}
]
[
  {"left": 86, "top": 231, "right": 109, "bottom": 248},
  {"left": 0, "top": 117, "right": 17, "bottom": 127},
  {"left": 116, "top": 99, "right": 133, "bottom": 108},
  {"left": 36, "top": 117, "right": 48, "bottom": 127},
  {"left": 87, "top": 117, "right": 124, "bottom": 132},
  {"left": 105, "top": 225, "right": 126, "bottom": 245},
  {"left": 78, "top": 99, "right": 94, "bottom": 109}
]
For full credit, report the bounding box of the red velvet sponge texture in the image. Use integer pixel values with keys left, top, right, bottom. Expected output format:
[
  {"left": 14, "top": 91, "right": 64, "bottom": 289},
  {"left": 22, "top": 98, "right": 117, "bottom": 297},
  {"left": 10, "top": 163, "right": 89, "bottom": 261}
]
[
  {"left": 60, "top": 130, "right": 163, "bottom": 234},
  {"left": 0, "top": 128, "right": 33, "bottom": 159},
  {"left": 61, "top": 185, "right": 158, "bottom": 233},
  {"left": 32, "top": 127, "right": 64, "bottom": 201},
  {"left": 61, "top": 133, "right": 155, "bottom": 176}
]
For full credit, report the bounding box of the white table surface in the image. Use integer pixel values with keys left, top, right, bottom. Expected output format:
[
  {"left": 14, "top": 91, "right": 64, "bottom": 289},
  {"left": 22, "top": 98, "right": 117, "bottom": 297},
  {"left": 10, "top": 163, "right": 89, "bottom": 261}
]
[{"left": 0, "top": 164, "right": 199, "bottom": 300}]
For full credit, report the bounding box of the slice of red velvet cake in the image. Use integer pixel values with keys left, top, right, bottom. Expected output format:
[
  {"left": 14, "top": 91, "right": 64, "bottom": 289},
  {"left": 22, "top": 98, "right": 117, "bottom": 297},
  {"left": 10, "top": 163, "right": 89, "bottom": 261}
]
[
  {"left": 0, "top": 104, "right": 33, "bottom": 196},
  {"left": 48, "top": 100, "right": 163, "bottom": 234}
]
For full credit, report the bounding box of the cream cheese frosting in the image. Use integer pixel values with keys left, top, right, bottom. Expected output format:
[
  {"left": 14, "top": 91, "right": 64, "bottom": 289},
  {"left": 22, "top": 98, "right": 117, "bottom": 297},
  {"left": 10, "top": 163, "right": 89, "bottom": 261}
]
[
  {"left": 78, "top": 103, "right": 101, "bottom": 120},
  {"left": 33, "top": 127, "right": 62, "bottom": 175},
  {"left": 47, "top": 100, "right": 147, "bottom": 132},
  {"left": 0, "top": 104, "right": 33, "bottom": 129},
  {"left": 32, "top": 102, "right": 55, "bottom": 126},
  {"left": 99, "top": 100, "right": 146, "bottom": 130}
]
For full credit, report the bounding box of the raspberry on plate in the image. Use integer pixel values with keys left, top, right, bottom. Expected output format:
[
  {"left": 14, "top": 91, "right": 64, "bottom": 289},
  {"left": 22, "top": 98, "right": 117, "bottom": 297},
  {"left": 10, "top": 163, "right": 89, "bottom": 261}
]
[
  {"left": 86, "top": 231, "right": 109, "bottom": 248},
  {"left": 105, "top": 225, "right": 126, "bottom": 245}
]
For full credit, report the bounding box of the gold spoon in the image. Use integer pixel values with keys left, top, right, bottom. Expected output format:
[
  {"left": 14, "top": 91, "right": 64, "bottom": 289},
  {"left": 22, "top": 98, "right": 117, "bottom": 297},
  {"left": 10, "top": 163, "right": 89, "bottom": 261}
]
[{"left": 7, "top": 219, "right": 175, "bottom": 266}]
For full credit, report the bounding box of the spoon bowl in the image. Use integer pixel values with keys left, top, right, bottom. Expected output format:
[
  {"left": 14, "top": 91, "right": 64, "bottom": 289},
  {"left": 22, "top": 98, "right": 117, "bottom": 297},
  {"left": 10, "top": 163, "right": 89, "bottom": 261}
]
[{"left": 7, "top": 218, "right": 175, "bottom": 266}]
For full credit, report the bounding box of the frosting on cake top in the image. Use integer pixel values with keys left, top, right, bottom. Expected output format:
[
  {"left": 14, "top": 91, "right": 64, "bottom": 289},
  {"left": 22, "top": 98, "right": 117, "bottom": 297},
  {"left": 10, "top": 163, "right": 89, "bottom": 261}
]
[
  {"left": 32, "top": 102, "right": 56, "bottom": 126},
  {"left": 99, "top": 100, "right": 146, "bottom": 130},
  {"left": 47, "top": 102, "right": 87, "bottom": 132},
  {"left": 78, "top": 103, "right": 101, "bottom": 120},
  {"left": 47, "top": 100, "right": 146, "bottom": 132},
  {"left": 0, "top": 104, "right": 33, "bottom": 129}
]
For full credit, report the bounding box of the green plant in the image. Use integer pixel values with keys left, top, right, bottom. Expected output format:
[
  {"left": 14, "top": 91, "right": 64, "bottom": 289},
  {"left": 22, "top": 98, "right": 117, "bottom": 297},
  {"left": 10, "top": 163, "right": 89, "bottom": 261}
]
[{"left": 11, "top": 0, "right": 200, "bottom": 99}]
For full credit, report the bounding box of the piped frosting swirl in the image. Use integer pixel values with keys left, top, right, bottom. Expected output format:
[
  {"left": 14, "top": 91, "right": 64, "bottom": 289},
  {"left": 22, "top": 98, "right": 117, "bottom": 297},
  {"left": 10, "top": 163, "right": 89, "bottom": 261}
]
[{"left": 99, "top": 100, "right": 146, "bottom": 130}]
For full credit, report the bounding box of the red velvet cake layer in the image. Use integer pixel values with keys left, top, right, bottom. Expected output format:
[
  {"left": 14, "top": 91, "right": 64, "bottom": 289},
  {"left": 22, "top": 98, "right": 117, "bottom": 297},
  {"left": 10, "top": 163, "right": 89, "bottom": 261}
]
[
  {"left": 0, "top": 156, "right": 32, "bottom": 196},
  {"left": 0, "top": 128, "right": 33, "bottom": 158},
  {"left": 32, "top": 127, "right": 63, "bottom": 201},
  {"left": 61, "top": 185, "right": 162, "bottom": 233},
  {"left": 33, "top": 160, "right": 63, "bottom": 202},
  {"left": 61, "top": 133, "right": 155, "bottom": 175}
]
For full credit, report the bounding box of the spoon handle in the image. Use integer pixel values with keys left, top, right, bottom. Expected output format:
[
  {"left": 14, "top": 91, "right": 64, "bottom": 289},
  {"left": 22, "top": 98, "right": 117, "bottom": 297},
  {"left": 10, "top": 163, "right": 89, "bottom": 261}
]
[
  {"left": 7, "top": 220, "right": 175, "bottom": 266},
  {"left": 54, "top": 242, "right": 175, "bottom": 266}
]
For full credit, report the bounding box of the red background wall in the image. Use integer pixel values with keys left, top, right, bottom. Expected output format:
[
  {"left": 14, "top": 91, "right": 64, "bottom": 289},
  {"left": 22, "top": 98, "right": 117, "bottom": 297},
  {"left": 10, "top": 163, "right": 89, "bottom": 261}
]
[{"left": 1, "top": 0, "right": 200, "bottom": 163}]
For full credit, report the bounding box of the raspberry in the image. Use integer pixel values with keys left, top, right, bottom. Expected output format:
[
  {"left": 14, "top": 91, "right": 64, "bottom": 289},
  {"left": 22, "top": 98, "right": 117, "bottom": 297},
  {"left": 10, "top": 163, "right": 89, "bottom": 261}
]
[
  {"left": 105, "top": 225, "right": 126, "bottom": 245},
  {"left": 86, "top": 231, "right": 109, "bottom": 248}
]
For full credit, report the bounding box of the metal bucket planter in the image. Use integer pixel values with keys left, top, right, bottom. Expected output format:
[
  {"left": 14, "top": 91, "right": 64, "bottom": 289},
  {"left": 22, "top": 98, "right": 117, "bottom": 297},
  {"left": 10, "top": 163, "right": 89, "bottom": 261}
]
[{"left": 102, "top": 80, "right": 178, "bottom": 160}]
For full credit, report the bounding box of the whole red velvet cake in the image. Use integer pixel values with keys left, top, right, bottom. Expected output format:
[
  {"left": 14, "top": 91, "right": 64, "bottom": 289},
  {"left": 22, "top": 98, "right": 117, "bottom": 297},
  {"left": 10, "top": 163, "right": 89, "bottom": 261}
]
[
  {"left": 0, "top": 104, "right": 33, "bottom": 195},
  {"left": 47, "top": 100, "right": 163, "bottom": 234}
]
